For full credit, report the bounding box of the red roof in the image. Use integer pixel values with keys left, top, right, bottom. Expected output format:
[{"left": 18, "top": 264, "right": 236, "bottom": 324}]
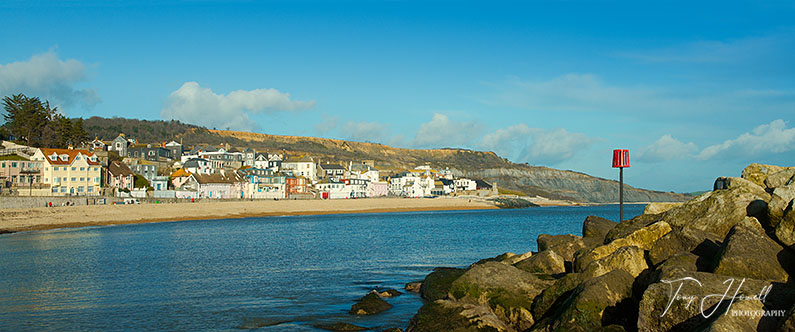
[{"left": 40, "top": 148, "right": 101, "bottom": 166}]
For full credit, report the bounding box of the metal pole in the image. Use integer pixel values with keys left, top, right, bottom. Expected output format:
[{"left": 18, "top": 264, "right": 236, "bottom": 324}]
[{"left": 619, "top": 167, "right": 624, "bottom": 222}]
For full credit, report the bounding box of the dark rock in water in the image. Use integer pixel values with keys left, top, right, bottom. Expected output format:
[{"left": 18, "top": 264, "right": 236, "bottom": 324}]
[
  {"left": 638, "top": 271, "right": 795, "bottom": 332},
  {"left": 491, "top": 197, "right": 539, "bottom": 209},
  {"left": 582, "top": 215, "right": 617, "bottom": 246},
  {"left": 541, "top": 270, "right": 635, "bottom": 332},
  {"left": 0, "top": 229, "right": 15, "bottom": 235},
  {"left": 314, "top": 322, "right": 369, "bottom": 331},
  {"left": 406, "top": 299, "right": 508, "bottom": 332},
  {"left": 419, "top": 267, "right": 465, "bottom": 301},
  {"left": 537, "top": 234, "right": 586, "bottom": 262},
  {"left": 648, "top": 226, "right": 722, "bottom": 267},
  {"left": 449, "top": 261, "right": 554, "bottom": 330},
  {"left": 380, "top": 328, "right": 403, "bottom": 332},
  {"left": 514, "top": 250, "right": 565, "bottom": 275},
  {"left": 713, "top": 217, "right": 794, "bottom": 283},
  {"left": 404, "top": 281, "right": 422, "bottom": 293},
  {"left": 235, "top": 317, "right": 291, "bottom": 329},
  {"left": 376, "top": 288, "right": 403, "bottom": 297},
  {"left": 350, "top": 291, "right": 392, "bottom": 315}
]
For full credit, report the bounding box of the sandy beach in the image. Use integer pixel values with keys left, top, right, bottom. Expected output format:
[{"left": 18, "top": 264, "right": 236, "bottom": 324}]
[{"left": 0, "top": 197, "right": 499, "bottom": 233}]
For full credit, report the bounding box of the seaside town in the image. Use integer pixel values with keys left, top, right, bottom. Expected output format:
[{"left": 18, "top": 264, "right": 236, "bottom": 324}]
[{"left": 0, "top": 134, "right": 498, "bottom": 202}]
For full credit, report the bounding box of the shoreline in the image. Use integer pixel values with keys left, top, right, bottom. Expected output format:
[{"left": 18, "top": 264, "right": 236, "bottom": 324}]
[{"left": 0, "top": 197, "right": 501, "bottom": 234}]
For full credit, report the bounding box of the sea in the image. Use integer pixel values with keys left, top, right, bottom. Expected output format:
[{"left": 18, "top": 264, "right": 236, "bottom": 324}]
[{"left": 0, "top": 204, "right": 645, "bottom": 331}]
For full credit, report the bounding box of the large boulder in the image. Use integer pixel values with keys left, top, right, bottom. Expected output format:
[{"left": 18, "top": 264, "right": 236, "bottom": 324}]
[
  {"left": 765, "top": 168, "right": 795, "bottom": 189},
  {"left": 514, "top": 250, "right": 566, "bottom": 275},
  {"left": 537, "top": 234, "right": 586, "bottom": 262},
  {"left": 769, "top": 185, "right": 795, "bottom": 227},
  {"left": 638, "top": 271, "right": 795, "bottom": 332},
  {"left": 581, "top": 215, "right": 618, "bottom": 246},
  {"left": 713, "top": 217, "right": 794, "bottom": 283},
  {"left": 531, "top": 272, "right": 587, "bottom": 320},
  {"left": 776, "top": 206, "right": 795, "bottom": 248},
  {"left": 604, "top": 213, "right": 663, "bottom": 244},
  {"left": 574, "top": 221, "right": 672, "bottom": 272},
  {"left": 449, "top": 262, "right": 554, "bottom": 331},
  {"left": 419, "top": 267, "right": 466, "bottom": 301},
  {"left": 704, "top": 298, "right": 766, "bottom": 332},
  {"left": 643, "top": 202, "right": 683, "bottom": 215},
  {"left": 406, "top": 299, "right": 511, "bottom": 332},
  {"left": 779, "top": 304, "right": 795, "bottom": 331},
  {"left": 648, "top": 226, "right": 722, "bottom": 267},
  {"left": 661, "top": 183, "right": 770, "bottom": 238},
  {"left": 742, "top": 163, "right": 787, "bottom": 187},
  {"left": 541, "top": 270, "right": 635, "bottom": 332},
  {"left": 654, "top": 252, "right": 700, "bottom": 281},
  {"left": 501, "top": 251, "right": 534, "bottom": 265},
  {"left": 581, "top": 245, "right": 648, "bottom": 278},
  {"left": 349, "top": 291, "right": 392, "bottom": 315}
]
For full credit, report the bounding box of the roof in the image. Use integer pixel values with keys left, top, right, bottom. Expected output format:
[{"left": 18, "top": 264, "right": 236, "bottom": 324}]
[
  {"left": 108, "top": 161, "right": 134, "bottom": 177},
  {"left": 192, "top": 172, "right": 244, "bottom": 184},
  {"left": 284, "top": 155, "right": 313, "bottom": 163},
  {"left": 475, "top": 179, "right": 492, "bottom": 189},
  {"left": 321, "top": 163, "right": 346, "bottom": 170},
  {"left": 183, "top": 158, "right": 209, "bottom": 167},
  {"left": 170, "top": 168, "right": 192, "bottom": 178},
  {"left": 39, "top": 148, "right": 100, "bottom": 166}
]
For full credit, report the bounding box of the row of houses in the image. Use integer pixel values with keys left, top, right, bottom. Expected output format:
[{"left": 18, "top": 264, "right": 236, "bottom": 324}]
[{"left": 1, "top": 138, "right": 496, "bottom": 199}]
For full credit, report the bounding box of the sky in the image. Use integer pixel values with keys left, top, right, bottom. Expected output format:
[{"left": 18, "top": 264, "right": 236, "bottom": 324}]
[{"left": 1, "top": 1, "right": 793, "bottom": 193}]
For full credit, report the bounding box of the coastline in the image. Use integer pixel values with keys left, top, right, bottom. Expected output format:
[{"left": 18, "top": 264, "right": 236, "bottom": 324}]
[{"left": 0, "top": 197, "right": 500, "bottom": 233}]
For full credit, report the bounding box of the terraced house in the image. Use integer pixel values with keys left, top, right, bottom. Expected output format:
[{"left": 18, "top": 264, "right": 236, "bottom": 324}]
[{"left": 32, "top": 148, "right": 102, "bottom": 196}]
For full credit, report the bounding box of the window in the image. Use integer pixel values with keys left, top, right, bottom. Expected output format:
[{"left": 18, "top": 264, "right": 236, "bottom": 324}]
[
  {"left": 0, "top": 162, "right": 3, "bottom": 168},
  {"left": 78, "top": 186, "right": 84, "bottom": 193},
  {"left": 49, "top": 154, "right": 57, "bottom": 161},
  {"left": 71, "top": 167, "right": 76, "bottom": 171},
  {"left": 52, "top": 188, "right": 58, "bottom": 193},
  {"left": 35, "top": 176, "right": 40, "bottom": 182},
  {"left": 54, "top": 178, "right": 60, "bottom": 183},
  {"left": 11, "top": 162, "right": 17, "bottom": 167},
  {"left": 60, "top": 187, "right": 66, "bottom": 193},
  {"left": 87, "top": 186, "right": 94, "bottom": 192},
  {"left": 71, "top": 177, "right": 76, "bottom": 182},
  {"left": 95, "top": 177, "right": 100, "bottom": 182},
  {"left": 80, "top": 167, "right": 85, "bottom": 171},
  {"left": 10, "top": 175, "right": 16, "bottom": 182},
  {"left": 80, "top": 178, "right": 85, "bottom": 182}
]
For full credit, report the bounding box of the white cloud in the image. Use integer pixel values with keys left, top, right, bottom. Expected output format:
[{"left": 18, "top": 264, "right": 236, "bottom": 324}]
[
  {"left": 314, "top": 114, "right": 339, "bottom": 136},
  {"left": 479, "top": 124, "right": 594, "bottom": 165},
  {"left": 161, "top": 81, "right": 315, "bottom": 131},
  {"left": 412, "top": 113, "right": 484, "bottom": 148},
  {"left": 698, "top": 119, "right": 795, "bottom": 160},
  {"left": 0, "top": 51, "right": 99, "bottom": 109},
  {"left": 635, "top": 135, "right": 698, "bottom": 162},
  {"left": 342, "top": 121, "right": 389, "bottom": 143},
  {"left": 520, "top": 128, "right": 595, "bottom": 165}
]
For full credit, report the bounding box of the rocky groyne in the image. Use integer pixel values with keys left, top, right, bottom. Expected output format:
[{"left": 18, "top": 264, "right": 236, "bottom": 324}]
[{"left": 405, "top": 163, "right": 795, "bottom": 331}]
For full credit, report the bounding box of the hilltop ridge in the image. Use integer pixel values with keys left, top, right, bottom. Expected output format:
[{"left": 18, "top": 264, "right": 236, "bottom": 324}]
[{"left": 83, "top": 116, "right": 690, "bottom": 203}]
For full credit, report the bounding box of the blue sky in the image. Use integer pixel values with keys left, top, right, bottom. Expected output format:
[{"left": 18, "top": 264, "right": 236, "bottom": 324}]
[{"left": 1, "top": 1, "right": 793, "bottom": 193}]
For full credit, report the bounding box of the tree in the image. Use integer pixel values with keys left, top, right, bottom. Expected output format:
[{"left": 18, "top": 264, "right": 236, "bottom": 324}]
[
  {"left": 134, "top": 174, "right": 149, "bottom": 188},
  {"left": 2, "top": 94, "right": 52, "bottom": 147}
]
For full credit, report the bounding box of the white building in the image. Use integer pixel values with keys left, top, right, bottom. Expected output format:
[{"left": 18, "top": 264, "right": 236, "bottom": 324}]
[{"left": 281, "top": 155, "right": 317, "bottom": 182}]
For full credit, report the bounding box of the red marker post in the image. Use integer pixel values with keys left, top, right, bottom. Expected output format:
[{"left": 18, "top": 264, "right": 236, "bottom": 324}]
[{"left": 612, "top": 149, "right": 630, "bottom": 222}]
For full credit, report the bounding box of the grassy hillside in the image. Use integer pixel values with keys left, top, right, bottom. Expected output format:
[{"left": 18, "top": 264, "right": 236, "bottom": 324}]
[{"left": 82, "top": 116, "right": 692, "bottom": 203}]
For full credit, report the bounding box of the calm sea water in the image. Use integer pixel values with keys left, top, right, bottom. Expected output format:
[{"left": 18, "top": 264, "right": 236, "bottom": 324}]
[{"left": 0, "top": 204, "right": 644, "bottom": 331}]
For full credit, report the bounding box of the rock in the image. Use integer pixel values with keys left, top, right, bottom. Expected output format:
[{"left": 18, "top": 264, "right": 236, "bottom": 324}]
[
  {"left": 314, "top": 323, "right": 369, "bottom": 331},
  {"left": 654, "top": 252, "right": 699, "bottom": 281},
  {"left": 582, "top": 215, "right": 618, "bottom": 246},
  {"left": 581, "top": 246, "right": 648, "bottom": 278},
  {"left": 643, "top": 202, "right": 683, "bottom": 215},
  {"left": 777, "top": 207, "right": 795, "bottom": 248},
  {"left": 542, "top": 270, "right": 635, "bottom": 332},
  {"left": 531, "top": 272, "right": 587, "bottom": 319},
  {"left": 648, "top": 227, "right": 722, "bottom": 267},
  {"left": 537, "top": 234, "right": 586, "bottom": 262},
  {"left": 713, "top": 217, "right": 794, "bottom": 283},
  {"left": 350, "top": 291, "right": 392, "bottom": 315},
  {"left": 779, "top": 304, "right": 795, "bottom": 331},
  {"left": 501, "top": 251, "right": 533, "bottom": 265},
  {"left": 514, "top": 250, "right": 566, "bottom": 275},
  {"left": 769, "top": 185, "right": 795, "bottom": 227},
  {"left": 765, "top": 168, "right": 795, "bottom": 189},
  {"left": 405, "top": 281, "right": 422, "bottom": 293},
  {"left": 419, "top": 267, "right": 466, "bottom": 301},
  {"left": 661, "top": 183, "right": 770, "bottom": 238},
  {"left": 713, "top": 176, "right": 764, "bottom": 191},
  {"left": 574, "top": 221, "right": 672, "bottom": 272},
  {"left": 381, "top": 329, "right": 403, "bottom": 332},
  {"left": 704, "top": 298, "right": 770, "bottom": 332},
  {"left": 406, "top": 299, "right": 511, "bottom": 332},
  {"left": 604, "top": 213, "right": 663, "bottom": 243},
  {"left": 376, "top": 288, "right": 403, "bottom": 297},
  {"left": 638, "top": 271, "right": 795, "bottom": 332},
  {"left": 742, "top": 163, "right": 787, "bottom": 187},
  {"left": 235, "top": 317, "right": 291, "bottom": 329},
  {"left": 449, "top": 262, "right": 554, "bottom": 331}
]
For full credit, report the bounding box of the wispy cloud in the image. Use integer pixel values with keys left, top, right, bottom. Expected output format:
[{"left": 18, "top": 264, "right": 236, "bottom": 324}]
[
  {"left": 161, "top": 81, "right": 315, "bottom": 131},
  {"left": 342, "top": 121, "right": 390, "bottom": 143},
  {"left": 411, "top": 113, "right": 484, "bottom": 148},
  {"left": 635, "top": 135, "right": 698, "bottom": 162},
  {"left": 0, "top": 51, "right": 99, "bottom": 109},
  {"left": 616, "top": 35, "right": 780, "bottom": 64},
  {"left": 479, "top": 124, "right": 595, "bottom": 165},
  {"left": 698, "top": 119, "right": 795, "bottom": 160}
]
